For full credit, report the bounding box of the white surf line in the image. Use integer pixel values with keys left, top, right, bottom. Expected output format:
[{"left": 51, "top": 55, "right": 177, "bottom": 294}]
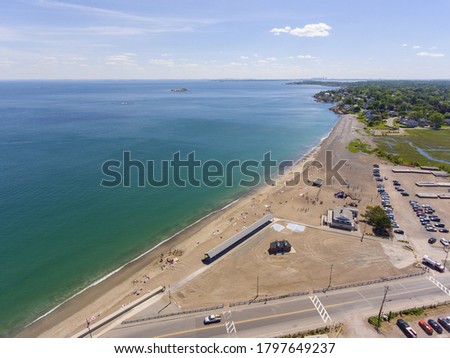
[
  {"left": 26, "top": 198, "right": 241, "bottom": 328},
  {"left": 427, "top": 276, "right": 450, "bottom": 296},
  {"left": 309, "top": 295, "right": 332, "bottom": 324}
]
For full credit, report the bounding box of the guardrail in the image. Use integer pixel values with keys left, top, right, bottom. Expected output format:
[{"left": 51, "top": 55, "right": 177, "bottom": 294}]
[
  {"left": 120, "top": 271, "right": 428, "bottom": 326},
  {"left": 312, "top": 271, "right": 426, "bottom": 294},
  {"left": 122, "top": 304, "right": 224, "bottom": 325},
  {"left": 229, "top": 271, "right": 426, "bottom": 307}
]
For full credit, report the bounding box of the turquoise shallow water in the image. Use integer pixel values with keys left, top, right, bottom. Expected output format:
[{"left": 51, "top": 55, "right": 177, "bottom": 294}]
[{"left": 0, "top": 80, "right": 338, "bottom": 337}]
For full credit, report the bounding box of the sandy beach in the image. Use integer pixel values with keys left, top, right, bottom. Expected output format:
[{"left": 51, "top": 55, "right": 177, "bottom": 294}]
[{"left": 18, "top": 113, "right": 420, "bottom": 338}]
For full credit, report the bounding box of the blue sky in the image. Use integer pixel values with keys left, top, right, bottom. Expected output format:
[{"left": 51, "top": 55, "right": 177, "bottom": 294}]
[{"left": 1, "top": 0, "right": 449, "bottom": 79}]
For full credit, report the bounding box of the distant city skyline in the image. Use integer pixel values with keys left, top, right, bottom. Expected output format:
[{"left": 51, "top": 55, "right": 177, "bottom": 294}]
[{"left": 1, "top": 0, "right": 449, "bottom": 79}]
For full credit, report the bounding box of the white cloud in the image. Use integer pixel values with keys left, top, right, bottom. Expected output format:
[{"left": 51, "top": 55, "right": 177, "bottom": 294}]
[
  {"left": 416, "top": 51, "right": 444, "bottom": 57},
  {"left": 0, "top": 59, "right": 15, "bottom": 67},
  {"left": 270, "top": 26, "right": 292, "bottom": 35},
  {"left": 240, "top": 56, "right": 249, "bottom": 60},
  {"left": 149, "top": 58, "right": 175, "bottom": 66},
  {"left": 265, "top": 57, "right": 277, "bottom": 61},
  {"left": 178, "top": 62, "right": 199, "bottom": 68},
  {"left": 297, "top": 55, "right": 315, "bottom": 59},
  {"left": 401, "top": 43, "right": 408, "bottom": 47},
  {"left": 106, "top": 53, "right": 138, "bottom": 65},
  {"left": 227, "top": 62, "right": 247, "bottom": 67},
  {"left": 412, "top": 45, "right": 421, "bottom": 49},
  {"left": 33, "top": 0, "right": 220, "bottom": 30},
  {"left": 270, "top": 23, "right": 331, "bottom": 37}
]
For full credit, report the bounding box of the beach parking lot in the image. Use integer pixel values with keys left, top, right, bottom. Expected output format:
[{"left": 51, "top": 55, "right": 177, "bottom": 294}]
[{"left": 373, "top": 164, "right": 450, "bottom": 268}]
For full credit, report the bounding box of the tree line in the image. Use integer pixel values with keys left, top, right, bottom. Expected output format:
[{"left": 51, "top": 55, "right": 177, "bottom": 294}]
[{"left": 309, "top": 80, "right": 450, "bottom": 129}]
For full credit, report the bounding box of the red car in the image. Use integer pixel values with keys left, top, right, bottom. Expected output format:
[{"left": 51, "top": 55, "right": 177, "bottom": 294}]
[{"left": 418, "top": 320, "right": 433, "bottom": 335}]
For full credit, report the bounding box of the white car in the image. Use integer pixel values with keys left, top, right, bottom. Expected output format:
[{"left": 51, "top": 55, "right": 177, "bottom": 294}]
[
  {"left": 203, "top": 314, "right": 222, "bottom": 325},
  {"left": 440, "top": 238, "right": 449, "bottom": 247}
]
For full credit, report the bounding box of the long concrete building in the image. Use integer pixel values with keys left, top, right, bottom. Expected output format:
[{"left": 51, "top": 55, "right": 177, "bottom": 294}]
[{"left": 203, "top": 214, "right": 273, "bottom": 263}]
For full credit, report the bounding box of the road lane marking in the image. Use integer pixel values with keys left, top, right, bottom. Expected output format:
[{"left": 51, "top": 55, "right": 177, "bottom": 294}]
[
  {"left": 355, "top": 289, "right": 373, "bottom": 307},
  {"left": 427, "top": 276, "right": 450, "bottom": 296},
  {"left": 223, "top": 310, "right": 237, "bottom": 335},
  {"left": 153, "top": 281, "right": 445, "bottom": 338},
  {"left": 155, "top": 323, "right": 227, "bottom": 338},
  {"left": 310, "top": 295, "right": 332, "bottom": 323},
  {"left": 154, "top": 306, "right": 319, "bottom": 338}
]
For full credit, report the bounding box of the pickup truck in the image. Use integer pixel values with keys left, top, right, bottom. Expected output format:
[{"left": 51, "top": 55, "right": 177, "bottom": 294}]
[{"left": 397, "top": 319, "right": 417, "bottom": 338}]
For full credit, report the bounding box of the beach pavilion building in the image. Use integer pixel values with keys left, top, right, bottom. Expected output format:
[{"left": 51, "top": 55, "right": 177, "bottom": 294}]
[{"left": 327, "top": 207, "right": 357, "bottom": 231}]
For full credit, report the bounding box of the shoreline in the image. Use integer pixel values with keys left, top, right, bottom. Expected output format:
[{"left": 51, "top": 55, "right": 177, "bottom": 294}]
[
  {"left": 17, "top": 113, "right": 342, "bottom": 338},
  {"left": 23, "top": 198, "right": 241, "bottom": 330}
]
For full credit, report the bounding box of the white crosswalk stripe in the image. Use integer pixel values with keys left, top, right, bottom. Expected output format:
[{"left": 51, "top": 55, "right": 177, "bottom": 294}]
[
  {"left": 222, "top": 310, "right": 237, "bottom": 335},
  {"left": 427, "top": 276, "right": 450, "bottom": 296},
  {"left": 309, "top": 295, "right": 332, "bottom": 323}
]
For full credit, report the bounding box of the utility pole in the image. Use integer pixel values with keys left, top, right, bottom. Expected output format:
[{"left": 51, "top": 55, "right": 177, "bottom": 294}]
[
  {"left": 444, "top": 248, "right": 449, "bottom": 272},
  {"left": 377, "top": 286, "right": 389, "bottom": 327},
  {"left": 323, "top": 264, "right": 333, "bottom": 293},
  {"left": 328, "top": 264, "right": 333, "bottom": 288},
  {"left": 86, "top": 318, "right": 93, "bottom": 338},
  {"left": 256, "top": 276, "right": 259, "bottom": 298},
  {"left": 361, "top": 221, "right": 367, "bottom": 242}
]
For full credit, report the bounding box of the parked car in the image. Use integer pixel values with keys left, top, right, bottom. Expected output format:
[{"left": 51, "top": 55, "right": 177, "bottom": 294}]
[
  {"left": 437, "top": 317, "right": 450, "bottom": 332},
  {"left": 439, "top": 228, "right": 449, "bottom": 233},
  {"left": 427, "top": 319, "right": 443, "bottom": 334},
  {"left": 426, "top": 226, "right": 437, "bottom": 232},
  {"left": 440, "top": 238, "right": 449, "bottom": 247},
  {"left": 428, "top": 237, "right": 437, "bottom": 244},
  {"left": 203, "top": 314, "right": 222, "bottom": 325},
  {"left": 434, "top": 223, "right": 445, "bottom": 228},
  {"left": 396, "top": 319, "right": 417, "bottom": 338},
  {"left": 418, "top": 320, "right": 433, "bottom": 335},
  {"left": 401, "top": 192, "right": 410, "bottom": 196},
  {"left": 394, "top": 229, "right": 404, "bottom": 235},
  {"left": 430, "top": 216, "right": 441, "bottom": 222}
]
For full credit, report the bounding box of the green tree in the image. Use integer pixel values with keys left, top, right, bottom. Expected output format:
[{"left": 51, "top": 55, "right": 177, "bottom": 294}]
[
  {"left": 429, "top": 112, "right": 445, "bottom": 129},
  {"left": 362, "top": 205, "right": 392, "bottom": 235}
]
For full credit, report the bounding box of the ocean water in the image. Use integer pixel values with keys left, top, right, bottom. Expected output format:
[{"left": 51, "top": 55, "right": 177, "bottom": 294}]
[{"left": 0, "top": 80, "right": 338, "bottom": 337}]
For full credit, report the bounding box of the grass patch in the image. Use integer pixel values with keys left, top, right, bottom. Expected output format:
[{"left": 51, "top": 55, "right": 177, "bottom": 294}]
[
  {"left": 368, "top": 307, "right": 427, "bottom": 328},
  {"left": 368, "top": 316, "right": 381, "bottom": 328},
  {"left": 347, "top": 138, "right": 372, "bottom": 154},
  {"left": 280, "top": 324, "right": 343, "bottom": 338},
  {"left": 374, "top": 128, "right": 450, "bottom": 172}
]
